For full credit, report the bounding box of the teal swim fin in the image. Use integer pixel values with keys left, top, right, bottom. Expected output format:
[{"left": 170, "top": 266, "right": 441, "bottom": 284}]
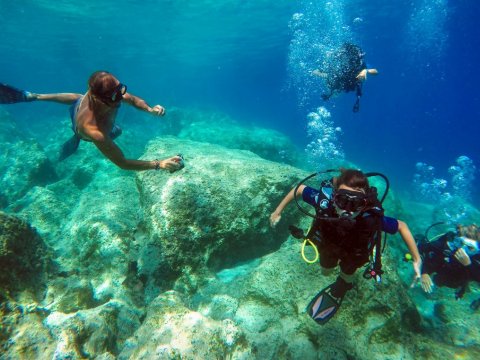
[
  {"left": 306, "top": 278, "right": 352, "bottom": 325},
  {"left": 0, "top": 84, "right": 34, "bottom": 104}
]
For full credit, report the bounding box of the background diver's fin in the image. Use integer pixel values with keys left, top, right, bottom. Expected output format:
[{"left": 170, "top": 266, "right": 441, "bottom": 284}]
[
  {"left": 0, "top": 83, "right": 33, "bottom": 104},
  {"left": 58, "top": 135, "right": 81, "bottom": 161},
  {"left": 306, "top": 284, "right": 343, "bottom": 325}
]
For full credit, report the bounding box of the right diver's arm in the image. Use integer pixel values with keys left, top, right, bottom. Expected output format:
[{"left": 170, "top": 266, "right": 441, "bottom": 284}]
[
  {"left": 356, "top": 69, "right": 379, "bottom": 81},
  {"left": 397, "top": 220, "right": 423, "bottom": 287},
  {"left": 270, "top": 185, "right": 306, "bottom": 227},
  {"left": 30, "top": 93, "right": 83, "bottom": 105}
]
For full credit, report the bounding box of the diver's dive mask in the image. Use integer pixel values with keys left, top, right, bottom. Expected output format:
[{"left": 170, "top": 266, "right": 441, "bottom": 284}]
[
  {"left": 333, "top": 189, "right": 367, "bottom": 218},
  {"left": 449, "top": 236, "right": 480, "bottom": 256}
]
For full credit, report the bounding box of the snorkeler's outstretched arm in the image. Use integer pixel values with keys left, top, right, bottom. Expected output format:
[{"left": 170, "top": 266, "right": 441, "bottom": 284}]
[
  {"left": 122, "top": 93, "right": 165, "bottom": 116},
  {"left": 92, "top": 134, "right": 181, "bottom": 172},
  {"left": 270, "top": 185, "right": 306, "bottom": 227}
]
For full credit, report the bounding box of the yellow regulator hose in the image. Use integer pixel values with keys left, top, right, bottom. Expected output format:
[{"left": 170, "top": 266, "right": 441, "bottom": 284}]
[{"left": 301, "top": 238, "right": 319, "bottom": 264}]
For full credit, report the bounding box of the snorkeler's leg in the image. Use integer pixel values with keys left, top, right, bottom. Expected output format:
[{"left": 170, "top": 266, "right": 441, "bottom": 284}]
[
  {"left": 59, "top": 135, "right": 81, "bottom": 161},
  {"left": 109, "top": 125, "right": 123, "bottom": 140},
  {"left": 34, "top": 93, "right": 83, "bottom": 104}
]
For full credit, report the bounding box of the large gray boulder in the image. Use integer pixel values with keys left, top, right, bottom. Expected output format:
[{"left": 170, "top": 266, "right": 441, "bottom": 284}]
[
  {"left": 167, "top": 108, "right": 302, "bottom": 165},
  {"left": 136, "top": 137, "right": 306, "bottom": 292},
  {"left": 119, "top": 236, "right": 466, "bottom": 360}
]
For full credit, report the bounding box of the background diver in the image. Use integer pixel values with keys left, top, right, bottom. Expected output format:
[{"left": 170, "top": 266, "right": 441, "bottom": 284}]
[
  {"left": 417, "top": 223, "right": 480, "bottom": 308},
  {"left": 270, "top": 168, "right": 421, "bottom": 324},
  {"left": 0, "top": 71, "right": 183, "bottom": 172},
  {"left": 312, "top": 43, "right": 378, "bottom": 112}
]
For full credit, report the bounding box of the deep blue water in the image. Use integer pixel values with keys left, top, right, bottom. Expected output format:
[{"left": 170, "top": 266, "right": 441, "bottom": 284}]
[{"left": 1, "top": 0, "right": 479, "bottom": 204}]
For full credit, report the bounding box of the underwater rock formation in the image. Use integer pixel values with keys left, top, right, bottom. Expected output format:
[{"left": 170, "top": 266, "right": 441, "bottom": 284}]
[
  {"left": 0, "top": 111, "right": 57, "bottom": 208},
  {"left": 136, "top": 137, "right": 307, "bottom": 295},
  {"left": 0, "top": 211, "right": 49, "bottom": 295},
  {"left": 1, "top": 108, "right": 479, "bottom": 358},
  {"left": 119, "top": 290, "right": 247, "bottom": 359},
  {"left": 167, "top": 108, "right": 301, "bottom": 165}
]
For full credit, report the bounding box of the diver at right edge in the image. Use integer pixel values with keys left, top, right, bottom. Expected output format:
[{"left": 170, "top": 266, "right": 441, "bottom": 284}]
[{"left": 415, "top": 223, "right": 480, "bottom": 309}]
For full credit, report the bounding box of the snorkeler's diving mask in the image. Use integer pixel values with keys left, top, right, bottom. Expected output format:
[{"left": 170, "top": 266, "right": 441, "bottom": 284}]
[
  {"left": 96, "top": 83, "right": 127, "bottom": 104},
  {"left": 109, "top": 83, "right": 127, "bottom": 102}
]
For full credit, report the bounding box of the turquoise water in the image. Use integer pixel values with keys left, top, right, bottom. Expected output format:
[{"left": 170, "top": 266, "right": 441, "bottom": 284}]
[
  {"left": 1, "top": 0, "right": 480, "bottom": 358},
  {"left": 2, "top": 0, "right": 478, "bottom": 195}
]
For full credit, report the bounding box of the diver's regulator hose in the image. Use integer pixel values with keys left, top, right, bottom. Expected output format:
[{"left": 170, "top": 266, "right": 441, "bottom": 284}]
[{"left": 301, "top": 238, "right": 319, "bottom": 264}]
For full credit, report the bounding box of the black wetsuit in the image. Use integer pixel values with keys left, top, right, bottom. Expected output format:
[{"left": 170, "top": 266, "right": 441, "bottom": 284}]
[
  {"left": 322, "top": 43, "right": 367, "bottom": 100},
  {"left": 302, "top": 186, "right": 398, "bottom": 275},
  {"left": 419, "top": 233, "right": 480, "bottom": 290}
]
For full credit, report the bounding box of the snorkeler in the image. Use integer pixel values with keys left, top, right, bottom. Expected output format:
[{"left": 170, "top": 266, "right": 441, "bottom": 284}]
[
  {"left": 312, "top": 43, "right": 378, "bottom": 112},
  {"left": 0, "top": 71, "right": 183, "bottom": 171},
  {"left": 270, "top": 168, "right": 422, "bottom": 324},
  {"left": 418, "top": 224, "right": 480, "bottom": 305}
]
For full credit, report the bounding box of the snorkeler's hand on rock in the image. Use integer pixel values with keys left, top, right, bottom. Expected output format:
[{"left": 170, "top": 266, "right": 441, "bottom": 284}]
[
  {"left": 420, "top": 273, "right": 433, "bottom": 293},
  {"left": 269, "top": 212, "right": 281, "bottom": 228},
  {"left": 150, "top": 105, "right": 166, "bottom": 116},
  {"left": 160, "top": 155, "right": 184, "bottom": 173}
]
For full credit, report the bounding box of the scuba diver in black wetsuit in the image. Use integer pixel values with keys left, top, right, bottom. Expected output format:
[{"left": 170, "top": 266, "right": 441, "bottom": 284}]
[
  {"left": 312, "top": 43, "right": 378, "bottom": 112},
  {"left": 418, "top": 224, "right": 480, "bottom": 307},
  {"left": 270, "top": 168, "right": 422, "bottom": 324}
]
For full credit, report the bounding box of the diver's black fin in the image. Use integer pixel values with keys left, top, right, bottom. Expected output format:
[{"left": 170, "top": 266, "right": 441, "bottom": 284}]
[
  {"left": 306, "top": 285, "right": 341, "bottom": 325},
  {"left": 0, "top": 83, "right": 33, "bottom": 104},
  {"left": 306, "top": 278, "right": 352, "bottom": 325},
  {"left": 59, "top": 135, "right": 81, "bottom": 161}
]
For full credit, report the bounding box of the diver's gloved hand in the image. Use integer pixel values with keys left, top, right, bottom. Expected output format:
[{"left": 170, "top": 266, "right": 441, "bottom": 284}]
[
  {"left": 288, "top": 225, "right": 305, "bottom": 239},
  {"left": 420, "top": 273, "right": 434, "bottom": 293}
]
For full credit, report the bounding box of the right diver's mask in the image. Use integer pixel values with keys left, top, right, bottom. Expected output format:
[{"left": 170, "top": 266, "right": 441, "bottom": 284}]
[{"left": 448, "top": 236, "right": 480, "bottom": 256}]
